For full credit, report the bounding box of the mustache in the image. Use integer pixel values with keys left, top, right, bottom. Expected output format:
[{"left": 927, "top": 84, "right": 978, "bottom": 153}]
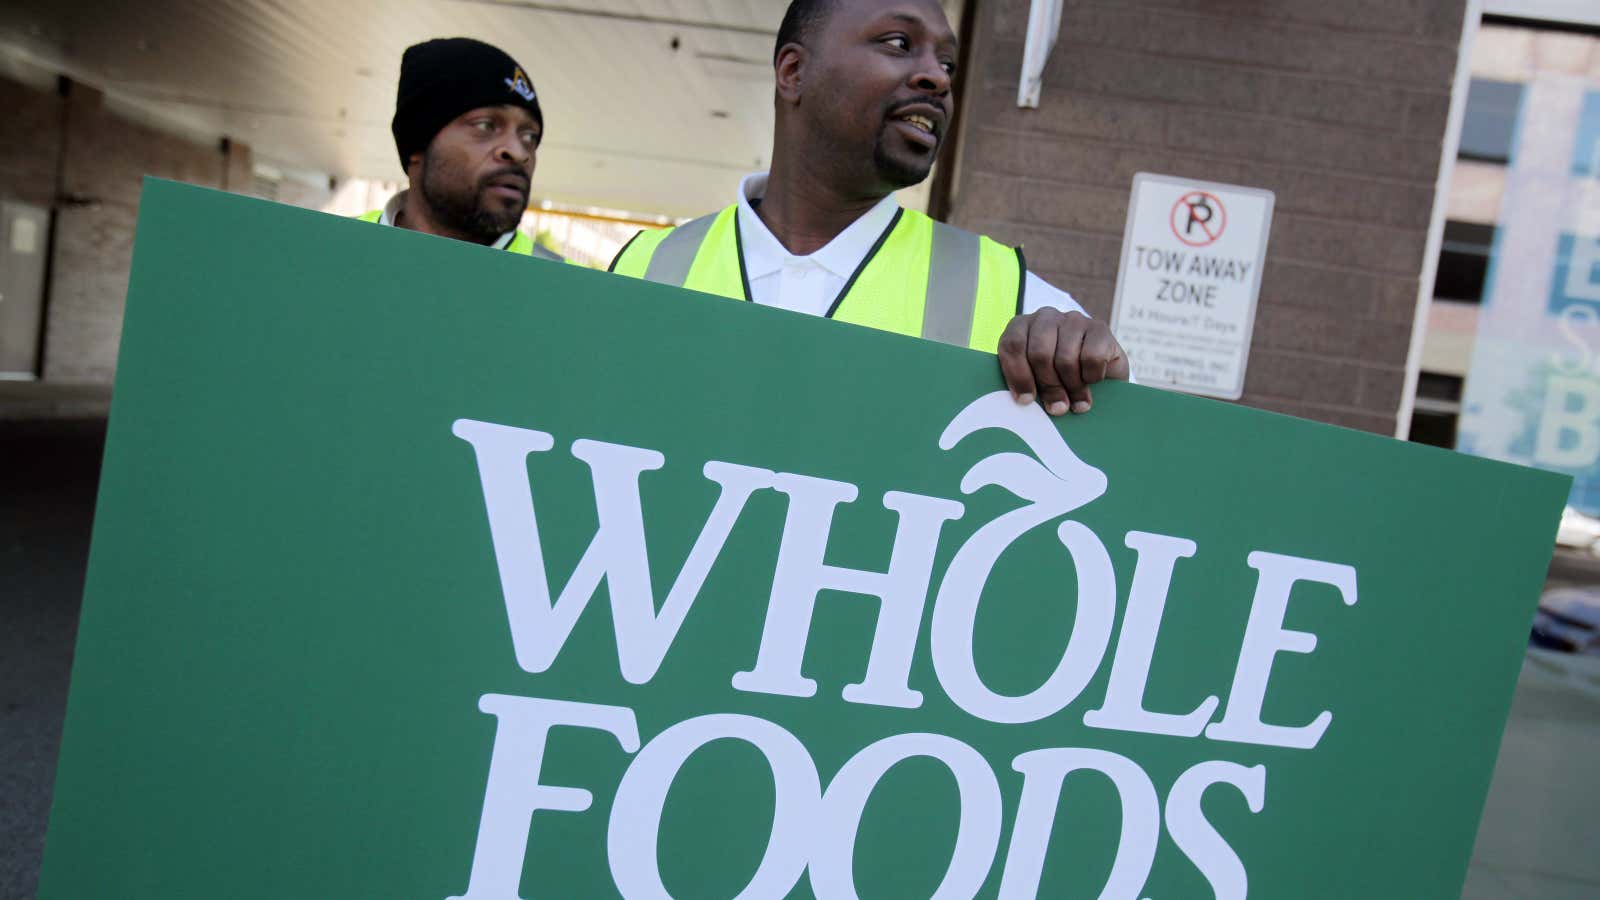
[
  {"left": 479, "top": 167, "right": 530, "bottom": 191},
  {"left": 885, "top": 95, "right": 949, "bottom": 119}
]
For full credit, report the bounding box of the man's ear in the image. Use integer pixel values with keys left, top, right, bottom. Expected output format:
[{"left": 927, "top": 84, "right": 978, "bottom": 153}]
[
  {"left": 405, "top": 151, "right": 424, "bottom": 182},
  {"left": 774, "top": 43, "right": 807, "bottom": 105}
]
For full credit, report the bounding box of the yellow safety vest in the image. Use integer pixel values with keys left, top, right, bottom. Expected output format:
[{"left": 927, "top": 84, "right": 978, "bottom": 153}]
[
  {"left": 607, "top": 205, "right": 1024, "bottom": 352},
  {"left": 356, "top": 209, "right": 565, "bottom": 262}
]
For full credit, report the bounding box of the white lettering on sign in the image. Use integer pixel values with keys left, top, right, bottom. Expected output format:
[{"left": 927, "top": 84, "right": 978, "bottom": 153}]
[
  {"left": 1205, "top": 553, "right": 1358, "bottom": 750},
  {"left": 1165, "top": 761, "right": 1267, "bottom": 900},
  {"left": 998, "top": 748, "right": 1160, "bottom": 899},
  {"left": 730, "top": 475, "right": 964, "bottom": 709},
  {"left": 608, "top": 714, "right": 820, "bottom": 899},
  {"left": 450, "top": 695, "right": 640, "bottom": 900},
  {"left": 1112, "top": 173, "right": 1275, "bottom": 400},
  {"left": 450, "top": 420, "right": 774, "bottom": 684},
  {"left": 447, "top": 391, "right": 1356, "bottom": 899},
  {"left": 813, "top": 733, "right": 1002, "bottom": 899},
  {"left": 1083, "top": 532, "right": 1220, "bottom": 739}
]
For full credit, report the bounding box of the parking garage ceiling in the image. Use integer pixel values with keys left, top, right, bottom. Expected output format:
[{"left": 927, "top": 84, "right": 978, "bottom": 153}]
[{"left": 0, "top": 0, "right": 824, "bottom": 216}]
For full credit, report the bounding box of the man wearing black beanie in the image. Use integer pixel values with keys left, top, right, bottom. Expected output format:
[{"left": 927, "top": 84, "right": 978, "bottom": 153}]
[{"left": 357, "top": 37, "right": 562, "bottom": 261}]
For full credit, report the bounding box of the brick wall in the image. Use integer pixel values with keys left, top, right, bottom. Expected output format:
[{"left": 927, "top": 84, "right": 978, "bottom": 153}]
[
  {"left": 0, "top": 78, "right": 62, "bottom": 209},
  {"left": 942, "top": 0, "right": 1467, "bottom": 434},
  {"left": 0, "top": 75, "right": 252, "bottom": 387},
  {"left": 47, "top": 81, "right": 250, "bottom": 382}
]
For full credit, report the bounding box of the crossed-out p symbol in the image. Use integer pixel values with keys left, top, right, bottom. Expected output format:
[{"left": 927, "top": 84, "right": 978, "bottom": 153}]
[{"left": 1170, "top": 191, "right": 1226, "bottom": 247}]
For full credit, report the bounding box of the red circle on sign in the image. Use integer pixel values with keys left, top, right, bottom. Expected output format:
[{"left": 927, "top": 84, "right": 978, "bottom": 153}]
[{"left": 1170, "top": 191, "right": 1226, "bottom": 247}]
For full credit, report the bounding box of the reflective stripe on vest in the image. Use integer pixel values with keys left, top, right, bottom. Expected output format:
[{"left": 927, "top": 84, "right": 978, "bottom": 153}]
[
  {"left": 356, "top": 209, "right": 565, "bottom": 262},
  {"left": 608, "top": 204, "right": 1022, "bottom": 353},
  {"left": 643, "top": 212, "right": 718, "bottom": 285},
  {"left": 923, "top": 220, "right": 981, "bottom": 347}
]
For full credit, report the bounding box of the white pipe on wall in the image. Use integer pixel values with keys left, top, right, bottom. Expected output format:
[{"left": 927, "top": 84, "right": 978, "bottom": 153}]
[{"left": 1016, "top": 0, "right": 1064, "bottom": 108}]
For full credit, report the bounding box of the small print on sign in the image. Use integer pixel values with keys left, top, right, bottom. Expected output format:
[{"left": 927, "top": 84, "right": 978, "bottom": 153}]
[{"left": 1111, "top": 174, "right": 1274, "bottom": 400}]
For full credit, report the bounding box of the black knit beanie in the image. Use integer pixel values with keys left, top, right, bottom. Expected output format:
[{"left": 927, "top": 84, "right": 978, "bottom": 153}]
[{"left": 391, "top": 38, "right": 544, "bottom": 171}]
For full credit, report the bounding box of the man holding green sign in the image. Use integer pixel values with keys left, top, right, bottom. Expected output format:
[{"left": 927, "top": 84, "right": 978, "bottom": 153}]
[
  {"left": 38, "top": 178, "right": 1566, "bottom": 898},
  {"left": 613, "top": 0, "right": 1129, "bottom": 416},
  {"left": 30, "top": 3, "right": 1565, "bottom": 898}
]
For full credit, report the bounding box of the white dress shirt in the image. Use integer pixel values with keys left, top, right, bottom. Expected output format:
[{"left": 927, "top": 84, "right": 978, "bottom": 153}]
[
  {"left": 378, "top": 190, "right": 518, "bottom": 250},
  {"left": 733, "top": 172, "right": 1086, "bottom": 318}
]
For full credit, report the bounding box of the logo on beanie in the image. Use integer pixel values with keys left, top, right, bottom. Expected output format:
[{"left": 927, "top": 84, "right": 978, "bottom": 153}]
[{"left": 505, "top": 67, "right": 536, "bottom": 102}]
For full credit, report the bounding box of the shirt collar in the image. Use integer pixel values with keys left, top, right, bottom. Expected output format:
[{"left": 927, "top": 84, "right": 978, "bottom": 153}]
[
  {"left": 734, "top": 172, "right": 901, "bottom": 280},
  {"left": 380, "top": 189, "right": 517, "bottom": 251},
  {"left": 379, "top": 190, "right": 406, "bottom": 226}
]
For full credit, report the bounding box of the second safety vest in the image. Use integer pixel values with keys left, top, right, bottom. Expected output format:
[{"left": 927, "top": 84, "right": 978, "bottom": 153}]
[
  {"left": 607, "top": 205, "right": 1025, "bottom": 352},
  {"left": 355, "top": 209, "right": 566, "bottom": 262}
]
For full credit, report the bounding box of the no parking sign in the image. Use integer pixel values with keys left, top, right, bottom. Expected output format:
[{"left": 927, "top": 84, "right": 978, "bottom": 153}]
[{"left": 1111, "top": 174, "right": 1274, "bottom": 400}]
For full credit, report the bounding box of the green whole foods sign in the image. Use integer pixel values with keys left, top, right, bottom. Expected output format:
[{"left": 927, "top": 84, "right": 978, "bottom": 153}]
[{"left": 41, "top": 181, "right": 1566, "bottom": 899}]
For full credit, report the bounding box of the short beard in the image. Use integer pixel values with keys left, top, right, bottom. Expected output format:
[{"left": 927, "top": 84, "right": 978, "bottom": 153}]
[
  {"left": 871, "top": 131, "right": 934, "bottom": 192},
  {"left": 418, "top": 147, "right": 521, "bottom": 244},
  {"left": 876, "top": 114, "right": 934, "bottom": 192}
]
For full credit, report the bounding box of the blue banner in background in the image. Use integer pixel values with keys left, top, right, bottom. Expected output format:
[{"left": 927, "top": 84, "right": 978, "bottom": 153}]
[
  {"left": 1458, "top": 85, "right": 1600, "bottom": 513},
  {"left": 1572, "top": 90, "right": 1600, "bottom": 177},
  {"left": 1549, "top": 233, "right": 1600, "bottom": 316}
]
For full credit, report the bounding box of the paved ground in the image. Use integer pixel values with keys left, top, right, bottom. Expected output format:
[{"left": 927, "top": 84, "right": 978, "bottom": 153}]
[
  {"left": 1464, "top": 547, "right": 1600, "bottom": 899},
  {"left": 2, "top": 419, "right": 101, "bottom": 900},
  {"left": 2, "top": 418, "right": 1597, "bottom": 898}
]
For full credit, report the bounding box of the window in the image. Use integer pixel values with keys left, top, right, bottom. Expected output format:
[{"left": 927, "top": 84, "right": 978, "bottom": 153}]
[
  {"left": 1408, "top": 372, "right": 1465, "bottom": 449},
  {"left": 1434, "top": 220, "right": 1497, "bottom": 303},
  {"left": 1459, "top": 79, "right": 1525, "bottom": 164}
]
